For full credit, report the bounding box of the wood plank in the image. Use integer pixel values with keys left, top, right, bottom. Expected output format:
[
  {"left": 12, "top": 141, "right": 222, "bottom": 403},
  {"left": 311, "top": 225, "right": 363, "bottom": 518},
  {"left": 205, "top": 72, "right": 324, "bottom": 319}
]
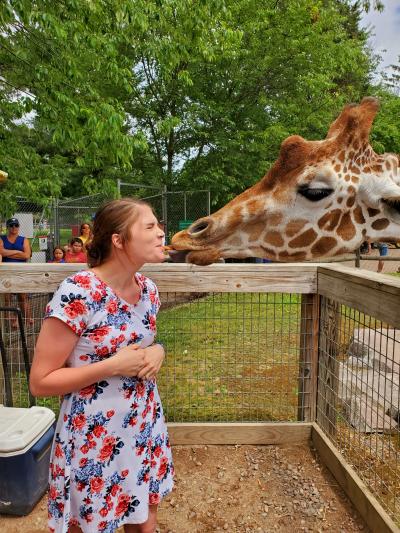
[
  {"left": 167, "top": 422, "right": 312, "bottom": 445},
  {"left": 298, "top": 294, "right": 320, "bottom": 422},
  {"left": 311, "top": 424, "right": 399, "bottom": 533},
  {"left": 317, "top": 297, "right": 340, "bottom": 437},
  {"left": 0, "top": 263, "right": 318, "bottom": 293},
  {"left": 318, "top": 271, "right": 400, "bottom": 329},
  {"left": 319, "top": 264, "right": 400, "bottom": 295}
]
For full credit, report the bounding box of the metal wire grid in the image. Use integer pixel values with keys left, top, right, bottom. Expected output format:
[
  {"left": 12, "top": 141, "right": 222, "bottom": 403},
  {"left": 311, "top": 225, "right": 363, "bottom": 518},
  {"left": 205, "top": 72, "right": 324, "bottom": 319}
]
[
  {"left": 316, "top": 296, "right": 400, "bottom": 522},
  {"left": 157, "top": 291, "right": 307, "bottom": 423},
  {"left": 0, "top": 291, "right": 312, "bottom": 425}
]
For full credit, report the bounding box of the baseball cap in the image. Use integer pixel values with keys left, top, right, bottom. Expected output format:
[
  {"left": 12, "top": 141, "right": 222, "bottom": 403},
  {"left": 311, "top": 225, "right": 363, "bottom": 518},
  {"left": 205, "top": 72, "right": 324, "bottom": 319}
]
[{"left": 6, "top": 217, "right": 20, "bottom": 227}]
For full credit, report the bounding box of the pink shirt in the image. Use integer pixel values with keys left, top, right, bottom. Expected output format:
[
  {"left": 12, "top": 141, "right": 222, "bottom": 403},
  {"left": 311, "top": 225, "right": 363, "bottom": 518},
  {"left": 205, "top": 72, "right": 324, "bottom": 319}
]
[{"left": 65, "top": 251, "right": 87, "bottom": 263}]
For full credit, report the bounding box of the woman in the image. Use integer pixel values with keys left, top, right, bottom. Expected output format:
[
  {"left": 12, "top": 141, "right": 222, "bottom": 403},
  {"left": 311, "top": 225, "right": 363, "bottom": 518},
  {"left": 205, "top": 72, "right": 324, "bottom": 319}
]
[
  {"left": 30, "top": 198, "right": 174, "bottom": 533},
  {"left": 65, "top": 238, "right": 87, "bottom": 263},
  {"left": 79, "top": 223, "right": 93, "bottom": 251}
]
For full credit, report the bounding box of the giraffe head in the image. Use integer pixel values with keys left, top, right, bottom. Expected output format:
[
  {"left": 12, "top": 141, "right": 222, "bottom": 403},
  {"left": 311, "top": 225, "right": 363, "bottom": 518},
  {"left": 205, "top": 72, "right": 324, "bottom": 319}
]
[{"left": 171, "top": 97, "right": 400, "bottom": 265}]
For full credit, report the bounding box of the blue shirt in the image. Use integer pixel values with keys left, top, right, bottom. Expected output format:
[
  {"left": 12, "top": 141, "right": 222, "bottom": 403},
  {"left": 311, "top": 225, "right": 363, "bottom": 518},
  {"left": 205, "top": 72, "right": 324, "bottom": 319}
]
[{"left": 1, "top": 235, "right": 27, "bottom": 262}]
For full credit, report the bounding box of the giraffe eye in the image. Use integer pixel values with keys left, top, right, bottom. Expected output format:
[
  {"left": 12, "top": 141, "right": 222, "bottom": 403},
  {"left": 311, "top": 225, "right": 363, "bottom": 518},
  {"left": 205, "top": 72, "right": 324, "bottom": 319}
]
[{"left": 298, "top": 187, "right": 334, "bottom": 202}]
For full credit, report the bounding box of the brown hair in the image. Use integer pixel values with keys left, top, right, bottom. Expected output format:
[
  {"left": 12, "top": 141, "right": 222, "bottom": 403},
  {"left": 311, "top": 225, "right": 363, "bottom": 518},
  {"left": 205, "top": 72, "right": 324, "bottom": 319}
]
[
  {"left": 87, "top": 197, "right": 151, "bottom": 267},
  {"left": 79, "top": 222, "right": 93, "bottom": 235}
]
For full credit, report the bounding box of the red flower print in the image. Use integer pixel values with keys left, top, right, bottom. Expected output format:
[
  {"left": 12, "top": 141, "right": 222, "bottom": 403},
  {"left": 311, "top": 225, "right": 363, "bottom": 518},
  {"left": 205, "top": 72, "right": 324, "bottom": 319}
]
[
  {"left": 80, "top": 444, "right": 89, "bottom": 454},
  {"left": 96, "top": 346, "right": 109, "bottom": 358},
  {"left": 129, "top": 417, "right": 137, "bottom": 426},
  {"left": 115, "top": 493, "right": 130, "bottom": 517},
  {"left": 121, "top": 323, "right": 127, "bottom": 331},
  {"left": 54, "top": 443, "right": 63, "bottom": 458},
  {"left": 106, "top": 410, "right": 115, "bottom": 418},
  {"left": 64, "top": 299, "right": 87, "bottom": 319},
  {"left": 79, "top": 355, "right": 89, "bottom": 361},
  {"left": 121, "top": 469, "right": 129, "bottom": 477},
  {"left": 72, "top": 414, "right": 86, "bottom": 430},
  {"left": 110, "top": 483, "right": 121, "bottom": 497},
  {"left": 149, "top": 492, "right": 161, "bottom": 505},
  {"left": 106, "top": 299, "right": 118, "bottom": 314},
  {"left": 99, "top": 520, "right": 108, "bottom": 528},
  {"left": 49, "top": 485, "right": 58, "bottom": 500},
  {"left": 136, "top": 382, "right": 146, "bottom": 398},
  {"left": 73, "top": 274, "right": 91, "bottom": 289},
  {"left": 80, "top": 384, "right": 95, "bottom": 398},
  {"left": 85, "top": 513, "right": 93, "bottom": 523},
  {"left": 93, "top": 425, "right": 105, "bottom": 438},
  {"left": 98, "top": 435, "right": 116, "bottom": 462},
  {"left": 63, "top": 414, "right": 68, "bottom": 422},
  {"left": 88, "top": 325, "right": 111, "bottom": 342},
  {"left": 90, "top": 476, "right": 104, "bottom": 493},
  {"left": 149, "top": 291, "right": 156, "bottom": 303},
  {"left": 92, "top": 291, "right": 102, "bottom": 302},
  {"left": 143, "top": 472, "right": 150, "bottom": 483},
  {"left": 130, "top": 332, "right": 139, "bottom": 341},
  {"left": 76, "top": 481, "right": 86, "bottom": 492},
  {"left": 79, "top": 458, "right": 88, "bottom": 467},
  {"left": 154, "top": 445, "right": 162, "bottom": 458},
  {"left": 149, "top": 315, "right": 156, "bottom": 331},
  {"left": 149, "top": 390, "right": 154, "bottom": 402},
  {"left": 157, "top": 456, "right": 169, "bottom": 480},
  {"left": 57, "top": 502, "right": 64, "bottom": 513}
]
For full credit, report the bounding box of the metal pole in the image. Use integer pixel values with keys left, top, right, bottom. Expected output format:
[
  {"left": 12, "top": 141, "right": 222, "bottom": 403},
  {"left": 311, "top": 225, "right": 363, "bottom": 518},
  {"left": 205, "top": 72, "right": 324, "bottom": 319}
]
[
  {"left": 207, "top": 190, "right": 211, "bottom": 215},
  {"left": 117, "top": 178, "right": 121, "bottom": 199},
  {"left": 355, "top": 248, "right": 361, "bottom": 268},
  {"left": 184, "top": 192, "right": 187, "bottom": 220},
  {"left": 54, "top": 198, "right": 60, "bottom": 245},
  {"left": 162, "top": 185, "right": 168, "bottom": 233}
]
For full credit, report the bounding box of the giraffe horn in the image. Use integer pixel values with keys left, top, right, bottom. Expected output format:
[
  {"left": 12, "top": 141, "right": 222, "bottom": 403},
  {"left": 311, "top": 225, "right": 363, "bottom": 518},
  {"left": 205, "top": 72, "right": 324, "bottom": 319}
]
[{"left": 326, "top": 97, "right": 379, "bottom": 143}]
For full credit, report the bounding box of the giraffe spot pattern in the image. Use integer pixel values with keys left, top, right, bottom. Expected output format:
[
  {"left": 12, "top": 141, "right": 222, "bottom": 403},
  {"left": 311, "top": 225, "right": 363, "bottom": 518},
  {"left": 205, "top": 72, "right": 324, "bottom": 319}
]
[
  {"left": 367, "top": 207, "right": 380, "bottom": 217},
  {"left": 278, "top": 250, "right": 307, "bottom": 261},
  {"left": 353, "top": 206, "right": 365, "bottom": 224},
  {"left": 311, "top": 237, "right": 337, "bottom": 256},
  {"left": 285, "top": 219, "right": 308, "bottom": 238},
  {"left": 288, "top": 228, "right": 318, "bottom": 249},
  {"left": 337, "top": 212, "right": 356, "bottom": 241},
  {"left": 318, "top": 209, "right": 341, "bottom": 231},
  {"left": 371, "top": 218, "right": 390, "bottom": 230},
  {"left": 264, "top": 231, "right": 284, "bottom": 247}
]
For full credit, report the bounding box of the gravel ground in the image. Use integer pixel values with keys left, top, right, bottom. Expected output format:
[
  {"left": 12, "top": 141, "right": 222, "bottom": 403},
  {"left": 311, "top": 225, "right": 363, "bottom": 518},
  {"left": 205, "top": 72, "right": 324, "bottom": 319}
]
[{"left": 1, "top": 443, "right": 369, "bottom": 533}]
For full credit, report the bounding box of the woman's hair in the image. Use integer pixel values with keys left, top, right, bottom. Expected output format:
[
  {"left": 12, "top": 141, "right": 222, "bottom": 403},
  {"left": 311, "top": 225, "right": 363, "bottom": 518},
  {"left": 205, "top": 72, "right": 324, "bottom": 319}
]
[
  {"left": 70, "top": 237, "right": 84, "bottom": 247},
  {"left": 53, "top": 246, "right": 65, "bottom": 258},
  {"left": 79, "top": 222, "right": 92, "bottom": 235},
  {"left": 87, "top": 197, "right": 151, "bottom": 267}
]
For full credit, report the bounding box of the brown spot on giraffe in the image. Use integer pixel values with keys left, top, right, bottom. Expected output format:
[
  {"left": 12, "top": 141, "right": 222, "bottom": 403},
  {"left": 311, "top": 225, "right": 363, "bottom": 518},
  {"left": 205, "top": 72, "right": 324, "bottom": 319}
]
[
  {"left": 311, "top": 237, "right": 337, "bottom": 256},
  {"left": 318, "top": 209, "right": 341, "bottom": 231},
  {"left": 278, "top": 250, "right": 307, "bottom": 261},
  {"left": 288, "top": 228, "right": 318, "bottom": 249},
  {"left": 351, "top": 176, "right": 359, "bottom": 184},
  {"left": 372, "top": 218, "right": 390, "bottom": 230},
  {"left": 268, "top": 213, "right": 283, "bottom": 226},
  {"left": 346, "top": 196, "right": 355, "bottom": 208},
  {"left": 285, "top": 219, "right": 308, "bottom": 238},
  {"left": 337, "top": 197, "right": 343, "bottom": 204},
  {"left": 353, "top": 206, "right": 365, "bottom": 224},
  {"left": 247, "top": 222, "right": 266, "bottom": 242},
  {"left": 264, "top": 231, "right": 284, "bottom": 247},
  {"left": 260, "top": 246, "right": 277, "bottom": 259},
  {"left": 367, "top": 207, "right": 380, "bottom": 217},
  {"left": 337, "top": 212, "right": 356, "bottom": 241}
]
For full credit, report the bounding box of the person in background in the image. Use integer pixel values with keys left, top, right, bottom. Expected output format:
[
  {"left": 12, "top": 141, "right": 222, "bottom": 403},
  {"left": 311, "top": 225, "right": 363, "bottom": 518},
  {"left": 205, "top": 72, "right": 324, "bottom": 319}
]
[
  {"left": 48, "top": 246, "right": 66, "bottom": 263},
  {"left": 0, "top": 217, "right": 33, "bottom": 326},
  {"left": 65, "top": 237, "right": 87, "bottom": 263},
  {"left": 377, "top": 242, "right": 389, "bottom": 273},
  {"left": 78, "top": 222, "right": 93, "bottom": 251}
]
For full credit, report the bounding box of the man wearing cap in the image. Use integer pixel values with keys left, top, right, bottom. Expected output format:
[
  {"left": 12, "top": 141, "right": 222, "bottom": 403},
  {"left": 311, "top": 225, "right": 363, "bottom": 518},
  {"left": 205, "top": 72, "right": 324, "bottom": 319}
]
[{"left": 0, "top": 218, "right": 33, "bottom": 326}]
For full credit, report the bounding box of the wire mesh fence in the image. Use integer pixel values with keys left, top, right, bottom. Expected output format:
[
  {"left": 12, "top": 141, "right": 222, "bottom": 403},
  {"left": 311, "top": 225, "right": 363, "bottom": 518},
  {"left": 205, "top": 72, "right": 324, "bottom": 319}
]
[
  {"left": 0, "top": 290, "right": 311, "bottom": 424},
  {"left": 317, "top": 296, "right": 400, "bottom": 523}
]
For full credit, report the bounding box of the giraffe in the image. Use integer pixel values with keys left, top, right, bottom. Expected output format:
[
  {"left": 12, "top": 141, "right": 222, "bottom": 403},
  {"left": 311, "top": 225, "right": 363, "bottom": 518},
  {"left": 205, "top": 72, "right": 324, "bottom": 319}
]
[{"left": 170, "top": 97, "right": 400, "bottom": 265}]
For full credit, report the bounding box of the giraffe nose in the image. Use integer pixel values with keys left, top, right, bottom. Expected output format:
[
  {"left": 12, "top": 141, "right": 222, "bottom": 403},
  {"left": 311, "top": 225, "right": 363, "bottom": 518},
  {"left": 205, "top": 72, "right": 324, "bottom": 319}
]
[{"left": 188, "top": 217, "right": 212, "bottom": 237}]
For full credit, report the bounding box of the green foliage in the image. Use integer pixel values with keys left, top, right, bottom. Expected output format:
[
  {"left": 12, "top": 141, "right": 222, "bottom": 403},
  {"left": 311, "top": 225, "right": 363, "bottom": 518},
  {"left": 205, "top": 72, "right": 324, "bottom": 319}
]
[{"left": 0, "top": 0, "right": 397, "bottom": 210}]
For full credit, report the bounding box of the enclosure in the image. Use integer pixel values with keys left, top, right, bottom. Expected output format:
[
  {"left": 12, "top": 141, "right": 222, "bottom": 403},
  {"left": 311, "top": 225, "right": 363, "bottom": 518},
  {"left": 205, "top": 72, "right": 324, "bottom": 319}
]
[{"left": 0, "top": 263, "right": 399, "bottom": 532}]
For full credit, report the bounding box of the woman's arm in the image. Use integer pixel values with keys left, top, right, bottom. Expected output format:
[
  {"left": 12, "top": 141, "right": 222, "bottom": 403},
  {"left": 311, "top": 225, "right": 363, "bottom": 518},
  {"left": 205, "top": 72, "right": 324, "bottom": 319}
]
[{"left": 30, "top": 317, "right": 147, "bottom": 397}]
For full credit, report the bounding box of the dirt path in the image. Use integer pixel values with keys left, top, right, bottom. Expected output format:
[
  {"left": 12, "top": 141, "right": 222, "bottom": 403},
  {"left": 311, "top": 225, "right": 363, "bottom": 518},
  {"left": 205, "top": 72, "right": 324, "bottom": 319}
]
[{"left": 1, "top": 443, "right": 368, "bottom": 533}]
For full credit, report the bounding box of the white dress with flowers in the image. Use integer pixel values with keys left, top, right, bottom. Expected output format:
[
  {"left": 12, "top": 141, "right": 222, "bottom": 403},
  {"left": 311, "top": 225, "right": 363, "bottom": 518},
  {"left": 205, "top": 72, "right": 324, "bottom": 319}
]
[{"left": 46, "top": 270, "right": 174, "bottom": 533}]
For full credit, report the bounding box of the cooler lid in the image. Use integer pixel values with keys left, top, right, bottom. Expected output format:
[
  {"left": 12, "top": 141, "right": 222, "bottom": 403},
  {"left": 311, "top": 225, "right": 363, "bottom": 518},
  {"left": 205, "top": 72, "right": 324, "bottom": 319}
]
[{"left": 0, "top": 405, "right": 55, "bottom": 453}]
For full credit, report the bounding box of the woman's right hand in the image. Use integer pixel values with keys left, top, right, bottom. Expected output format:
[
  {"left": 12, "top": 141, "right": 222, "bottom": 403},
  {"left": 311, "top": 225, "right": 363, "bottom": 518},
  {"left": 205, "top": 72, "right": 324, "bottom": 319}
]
[{"left": 109, "top": 344, "right": 146, "bottom": 377}]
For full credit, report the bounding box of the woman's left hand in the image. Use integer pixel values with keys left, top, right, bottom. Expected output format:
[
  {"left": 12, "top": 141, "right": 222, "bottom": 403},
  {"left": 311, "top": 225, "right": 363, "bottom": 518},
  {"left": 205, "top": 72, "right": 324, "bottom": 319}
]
[{"left": 137, "top": 343, "right": 165, "bottom": 380}]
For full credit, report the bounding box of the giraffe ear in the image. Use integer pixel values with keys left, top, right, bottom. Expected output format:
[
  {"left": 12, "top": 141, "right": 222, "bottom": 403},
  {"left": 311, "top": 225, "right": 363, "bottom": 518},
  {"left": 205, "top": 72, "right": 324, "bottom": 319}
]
[
  {"left": 359, "top": 174, "right": 400, "bottom": 210},
  {"left": 326, "top": 97, "right": 379, "bottom": 143},
  {"left": 274, "top": 135, "right": 311, "bottom": 173}
]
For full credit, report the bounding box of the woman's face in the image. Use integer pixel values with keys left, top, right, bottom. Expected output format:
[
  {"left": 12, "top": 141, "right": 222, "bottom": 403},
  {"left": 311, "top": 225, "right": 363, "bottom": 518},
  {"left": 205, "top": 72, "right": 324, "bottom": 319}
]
[
  {"left": 72, "top": 241, "right": 83, "bottom": 254},
  {"left": 81, "top": 224, "right": 91, "bottom": 235},
  {"left": 54, "top": 249, "right": 64, "bottom": 261},
  {"left": 122, "top": 205, "right": 165, "bottom": 265}
]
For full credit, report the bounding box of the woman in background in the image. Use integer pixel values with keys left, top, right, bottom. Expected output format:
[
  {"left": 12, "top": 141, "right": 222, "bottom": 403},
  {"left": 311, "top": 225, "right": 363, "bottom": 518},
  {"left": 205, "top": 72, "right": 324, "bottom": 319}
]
[{"left": 65, "top": 238, "right": 87, "bottom": 263}]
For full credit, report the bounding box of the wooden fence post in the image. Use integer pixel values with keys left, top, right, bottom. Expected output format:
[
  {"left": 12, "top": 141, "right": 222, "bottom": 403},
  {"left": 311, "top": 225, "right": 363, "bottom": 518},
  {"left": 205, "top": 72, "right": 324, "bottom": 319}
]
[
  {"left": 298, "top": 293, "right": 320, "bottom": 422},
  {"left": 317, "top": 296, "right": 340, "bottom": 437}
]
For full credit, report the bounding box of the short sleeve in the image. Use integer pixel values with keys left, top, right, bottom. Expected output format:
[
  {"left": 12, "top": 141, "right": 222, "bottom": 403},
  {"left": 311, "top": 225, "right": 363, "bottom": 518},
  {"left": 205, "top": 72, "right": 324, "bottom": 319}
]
[
  {"left": 45, "top": 273, "right": 93, "bottom": 336},
  {"left": 139, "top": 274, "right": 161, "bottom": 314}
]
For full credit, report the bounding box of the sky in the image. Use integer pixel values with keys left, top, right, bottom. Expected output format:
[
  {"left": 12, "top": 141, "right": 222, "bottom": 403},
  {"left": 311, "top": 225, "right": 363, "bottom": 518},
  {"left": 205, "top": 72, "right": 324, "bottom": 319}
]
[{"left": 361, "top": 2, "right": 400, "bottom": 74}]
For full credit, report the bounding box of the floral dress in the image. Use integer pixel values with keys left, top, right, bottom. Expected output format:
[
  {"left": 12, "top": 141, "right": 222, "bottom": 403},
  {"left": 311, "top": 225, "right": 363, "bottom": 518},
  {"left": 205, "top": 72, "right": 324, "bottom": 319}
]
[{"left": 46, "top": 270, "right": 174, "bottom": 533}]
